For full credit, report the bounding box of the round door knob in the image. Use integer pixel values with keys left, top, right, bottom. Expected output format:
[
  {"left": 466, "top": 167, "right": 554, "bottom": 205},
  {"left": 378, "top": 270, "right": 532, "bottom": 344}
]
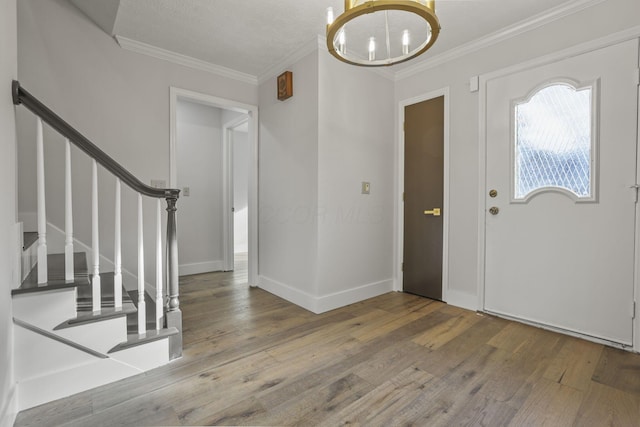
[{"left": 489, "top": 206, "right": 499, "bottom": 215}]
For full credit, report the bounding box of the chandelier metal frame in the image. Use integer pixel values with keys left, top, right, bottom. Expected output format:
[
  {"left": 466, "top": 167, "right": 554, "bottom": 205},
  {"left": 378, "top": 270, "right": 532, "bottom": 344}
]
[{"left": 326, "top": 0, "right": 440, "bottom": 67}]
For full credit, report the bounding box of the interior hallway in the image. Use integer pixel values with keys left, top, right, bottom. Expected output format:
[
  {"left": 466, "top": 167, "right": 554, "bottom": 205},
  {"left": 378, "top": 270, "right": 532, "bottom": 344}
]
[{"left": 14, "top": 264, "right": 640, "bottom": 426}]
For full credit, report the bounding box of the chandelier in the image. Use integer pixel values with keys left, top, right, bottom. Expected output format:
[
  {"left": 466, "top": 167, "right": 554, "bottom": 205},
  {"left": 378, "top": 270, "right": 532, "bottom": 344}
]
[{"left": 326, "top": 0, "right": 440, "bottom": 67}]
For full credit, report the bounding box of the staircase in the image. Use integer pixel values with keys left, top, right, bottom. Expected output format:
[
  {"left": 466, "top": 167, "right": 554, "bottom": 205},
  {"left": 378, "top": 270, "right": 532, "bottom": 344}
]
[{"left": 11, "top": 81, "right": 183, "bottom": 411}]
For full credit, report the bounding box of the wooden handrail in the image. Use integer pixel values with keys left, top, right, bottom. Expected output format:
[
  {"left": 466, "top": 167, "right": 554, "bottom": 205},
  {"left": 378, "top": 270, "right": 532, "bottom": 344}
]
[
  {"left": 12, "top": 80, "right": 180, "bottom": 199},
  {"left": 13, "top": 79, "right": 182, "bottom": 358}
]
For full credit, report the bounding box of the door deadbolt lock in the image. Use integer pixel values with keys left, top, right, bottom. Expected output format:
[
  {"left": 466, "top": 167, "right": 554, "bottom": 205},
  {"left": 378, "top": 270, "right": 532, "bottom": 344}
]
[
  {"left": 489, "top": 206, "right": 499, "bottom": 215},
  {"left": 424, "top": 208, "right": 441, "bottom": 216},
  {"left": 489, "top": 189, "right": 498, "bottom": 198}
]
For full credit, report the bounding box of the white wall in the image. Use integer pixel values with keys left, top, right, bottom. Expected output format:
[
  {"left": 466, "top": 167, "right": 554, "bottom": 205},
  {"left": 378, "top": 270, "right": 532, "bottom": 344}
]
[
  {"left": 176, "top": 100, "right": 224, "bottom": 274},
  {"left": 16, "top": 0, "right": 257, "bottom": 289},
  {"left": 258, "top": 47, "right": 395, "bottom": 313},
  {"left": 316, "top": 51, "right": 395, "bottom": 308},
  {"left": 258, "top": 51, "right": 319, "bottom": 300},
  {"left": 232, "top": 129, "right": 249, "bottom": 254},
  {"left": 0, "top": 0, "right": 18, "bottom": 424},
  {"left": 395, "top": 0, "right": 640, "bottom": 307}
]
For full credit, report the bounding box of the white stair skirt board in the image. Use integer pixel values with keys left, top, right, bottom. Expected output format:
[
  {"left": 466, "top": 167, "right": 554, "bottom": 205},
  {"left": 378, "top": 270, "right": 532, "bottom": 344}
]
[
  {"left": 17, "top": 358, "right": 141, "bottom": 411},
  {"left": 258, "top": 276, "right": 394, "bottom": 314},
  {"left": 12, "top": 288, "right": 77, "bottom": 330},
  {"left": 15, "top": 325, "right": 108, "bottom": 383},
  {"left": 179, "top": 260, "right": 224, "bottom": 276},
  {"left": 55, "top": 317, "right": 127, "bottom": 354},
  {"left": 110, "top": 339, "right": 170, "bottom": 371},
  {"left": 0, "top": 385, "right": 18, "bottom": 427}
]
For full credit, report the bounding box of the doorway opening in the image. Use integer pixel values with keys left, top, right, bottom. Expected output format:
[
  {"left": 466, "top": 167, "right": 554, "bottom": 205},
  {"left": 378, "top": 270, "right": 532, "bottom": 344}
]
[
  {"left": 223, "top": 116, "right": 250, "bottom": 272},
  {"left": 170, "top": 87, "right": 258, "bottom": 286}
]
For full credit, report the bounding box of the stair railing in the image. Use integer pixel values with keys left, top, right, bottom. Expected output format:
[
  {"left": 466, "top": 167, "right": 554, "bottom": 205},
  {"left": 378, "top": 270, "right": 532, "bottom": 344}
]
[{"left": 12, "top": 80, "right": 182, "bottom": 359}]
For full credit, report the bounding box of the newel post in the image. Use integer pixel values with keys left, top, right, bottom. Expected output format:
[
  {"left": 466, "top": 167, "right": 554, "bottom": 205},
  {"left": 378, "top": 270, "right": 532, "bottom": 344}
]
[{"left": 165, "top": 194, "right": 182, "bottom": 359}]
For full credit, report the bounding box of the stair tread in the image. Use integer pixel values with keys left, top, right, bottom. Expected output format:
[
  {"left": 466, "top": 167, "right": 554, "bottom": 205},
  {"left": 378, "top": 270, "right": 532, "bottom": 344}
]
[
  {"left": 13, "top": 253, "right": 89, "bottom": 296},
  {"left": 108, "top": 327, "right": 179, "bottom": 353},
  {"left": 55, "top": 272, "right": 136, "bottom": 329},
  {"left": 23, "top": 231, "right": 38, "bottom": 251}
]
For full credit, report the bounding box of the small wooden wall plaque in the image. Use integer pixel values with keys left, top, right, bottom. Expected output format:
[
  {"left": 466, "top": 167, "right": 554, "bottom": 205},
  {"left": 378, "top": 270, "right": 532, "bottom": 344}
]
[{"left": 277, "top": 71, "right": 293, "bottom": 101}]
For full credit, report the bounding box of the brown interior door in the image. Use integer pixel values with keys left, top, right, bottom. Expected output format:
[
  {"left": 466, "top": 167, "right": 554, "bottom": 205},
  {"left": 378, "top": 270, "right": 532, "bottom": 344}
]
[{"left": 403, "top": 96, "right": 444, "bottom": 300}]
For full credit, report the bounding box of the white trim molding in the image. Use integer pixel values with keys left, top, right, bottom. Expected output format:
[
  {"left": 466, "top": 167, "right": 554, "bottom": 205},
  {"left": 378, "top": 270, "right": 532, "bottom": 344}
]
[
  {"left": 179, "top": 260, "right": 224, "bottom": 277},
  {"left": 259, "top": 35, "right": 395, "bottom": 85},
  {"left": 395, "top": 0, "right": 608, "bottom": 81},
  {"left": 169, "top": 87, "right": 260, "bottom": 286},
  {"left": 314, "top": 280, "right": 394, "bottom": 314},
  {"left": 115, "top": 36, "right": 258, "bottom": 85},
  {"left": 0, "top": 382, "right": 17, "bottom": 427},
  {"left": 395, "top": 88, "right": 450, "bottom": 304},
  {"left": 258, "top": 276, "right": 318, "bottom": 313},
  {"left": 258, "top": 276, "right": 393, "bottom": 314}
]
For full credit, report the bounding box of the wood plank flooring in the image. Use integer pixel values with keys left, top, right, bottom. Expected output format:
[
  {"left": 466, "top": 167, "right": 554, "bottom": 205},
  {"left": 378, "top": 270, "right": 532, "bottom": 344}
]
[{"left": 15, "top": 260, "right": 640, "bottom": 426}]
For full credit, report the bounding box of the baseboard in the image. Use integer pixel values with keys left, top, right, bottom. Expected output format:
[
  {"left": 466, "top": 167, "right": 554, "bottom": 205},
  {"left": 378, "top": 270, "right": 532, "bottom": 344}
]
[
  {"left": 315, "top": 279, "right": 394, "bottom": 314},
  {"left": 179, "top": 260, "right": 224, "bottom": 276},
  {"left": 257, "top": 275, "right": 317, "bottom": 313},
  {"left": 0, "top": 384, "right": 18, "bottom": 427},
  {"left": 445, "top": 289, "right": 478, "bottom": 311},
  {"left": 258, "top": 276, "right": 394, "bottom": 314}
]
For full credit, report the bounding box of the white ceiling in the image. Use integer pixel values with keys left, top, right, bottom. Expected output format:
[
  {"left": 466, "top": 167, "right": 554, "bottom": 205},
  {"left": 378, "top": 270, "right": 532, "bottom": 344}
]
[{"left": 70, "top": 0, "right": 587, "bottom": 80}]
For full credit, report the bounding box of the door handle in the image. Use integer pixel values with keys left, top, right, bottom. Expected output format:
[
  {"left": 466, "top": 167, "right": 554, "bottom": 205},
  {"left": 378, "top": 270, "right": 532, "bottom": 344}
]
[{"left": 424, "top": 208, "right": 441, "bottom": 216}]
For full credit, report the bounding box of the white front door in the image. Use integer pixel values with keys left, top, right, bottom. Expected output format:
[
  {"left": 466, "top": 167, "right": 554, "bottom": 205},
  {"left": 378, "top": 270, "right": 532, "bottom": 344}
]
[{"left": 484, "top": 39, "right": 638, "bottom": 346}]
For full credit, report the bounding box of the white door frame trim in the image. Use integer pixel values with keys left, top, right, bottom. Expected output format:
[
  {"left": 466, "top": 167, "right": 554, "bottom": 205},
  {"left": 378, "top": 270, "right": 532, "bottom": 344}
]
[
  {"left": 477, "top": 28, "right": 640, "bottom": 352},
  {"left": 169, "top": 87, "right": 259, "bottom": 286},
  {"left": 395, "top": 87, "right": 450, "bottom": 303},
  {"left": 222, "top": 115, "right": 249, "bottom": 272}
]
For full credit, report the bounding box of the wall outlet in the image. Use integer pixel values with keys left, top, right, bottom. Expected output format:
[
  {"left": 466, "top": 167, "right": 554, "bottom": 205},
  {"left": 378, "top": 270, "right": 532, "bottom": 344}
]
[
  {"left": 361, "top": 182, "right": 370, "bottom": 195},
  {"left": 183, "top": 187, "right": 190, "bottom": 197}
]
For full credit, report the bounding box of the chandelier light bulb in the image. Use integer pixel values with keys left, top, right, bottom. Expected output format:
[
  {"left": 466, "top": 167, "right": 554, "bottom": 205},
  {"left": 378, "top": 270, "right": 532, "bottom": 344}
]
[
  {"left": 368, "top": 37, "right": 376, "bottom": 61},
  {"left": 338, "top": 29, "right": 346, "bottom": 54},
  {"left": 402, "top": 29, "right": 410, "bottom": 55},
  {"left": 326, "top": 7, "right": 334, "bottom": 25}
]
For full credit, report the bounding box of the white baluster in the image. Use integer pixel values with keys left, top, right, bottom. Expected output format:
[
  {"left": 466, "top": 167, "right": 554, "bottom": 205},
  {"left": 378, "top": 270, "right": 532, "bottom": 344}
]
[
  {"left": 155, "top": 199, "right": 163, "bottom": 330},
  {"left": 64, "top": 139, "right": 74, "bottom": 282},
  {"left": 114, "top": 179, "right": 122, "bottom": 309},
  {"left": 137, "top": 194, "right": 146, "bottom": 334},
  {"left": 91, "top": 159, "right": 101, "bottom": 312},
  {"left": 36, "top": 117, "right": 48, "bottom": 284}
]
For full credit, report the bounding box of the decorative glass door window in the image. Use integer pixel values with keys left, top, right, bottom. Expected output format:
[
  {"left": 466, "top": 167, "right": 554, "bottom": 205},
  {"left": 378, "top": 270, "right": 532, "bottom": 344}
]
[{"left": 513, "top": 81, "right": 598, "bottom": 202}]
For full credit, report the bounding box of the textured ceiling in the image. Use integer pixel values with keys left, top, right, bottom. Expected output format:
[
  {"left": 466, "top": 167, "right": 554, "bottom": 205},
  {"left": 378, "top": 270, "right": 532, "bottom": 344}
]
[{"left": 70, "top": 0, "right": 582, "bottom": 78}]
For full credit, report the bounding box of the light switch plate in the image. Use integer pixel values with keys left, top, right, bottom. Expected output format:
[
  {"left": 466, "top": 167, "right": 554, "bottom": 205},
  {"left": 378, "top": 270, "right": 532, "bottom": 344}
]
[
  {"left": 183, "top": 187, "right": 190, "bottom": 197},
  {"left": 150, "top": 179, "right": 166, "bottom": 188},
  {"left": 361, "top": 182, "right": 370, "bottom": 195}
]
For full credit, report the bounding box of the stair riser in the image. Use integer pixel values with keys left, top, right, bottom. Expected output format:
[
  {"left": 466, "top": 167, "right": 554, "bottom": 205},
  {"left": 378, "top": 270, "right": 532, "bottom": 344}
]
[
  {"left": 56, "top": 317, "right": 128, "bottom": 354},
  {"left": 12, "top": 288, "right": 76, "bottom": 330},
  {"left": 109, "top": 339, "right": 170, "bottom": 371}
]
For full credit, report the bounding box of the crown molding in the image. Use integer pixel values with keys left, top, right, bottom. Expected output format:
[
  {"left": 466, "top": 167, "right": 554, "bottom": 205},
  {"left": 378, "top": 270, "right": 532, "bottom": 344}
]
[
  {"left": 395, "top": 0, "right": 608, "bottom": 81},
  {"left": 115, "top": 35, "right": 258, "bottom": 86},
  {"left": 258, "top": 35, "right": 395, "bottom": 84},
  {"left": 257, "top": 36, "right": 324, "bottom": 85}
]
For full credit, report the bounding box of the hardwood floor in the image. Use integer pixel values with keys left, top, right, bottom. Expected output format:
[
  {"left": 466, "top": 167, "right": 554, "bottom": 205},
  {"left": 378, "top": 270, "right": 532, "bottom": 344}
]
[{"left": 15, "top": 262, "right": 640, "bottom": 426}]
